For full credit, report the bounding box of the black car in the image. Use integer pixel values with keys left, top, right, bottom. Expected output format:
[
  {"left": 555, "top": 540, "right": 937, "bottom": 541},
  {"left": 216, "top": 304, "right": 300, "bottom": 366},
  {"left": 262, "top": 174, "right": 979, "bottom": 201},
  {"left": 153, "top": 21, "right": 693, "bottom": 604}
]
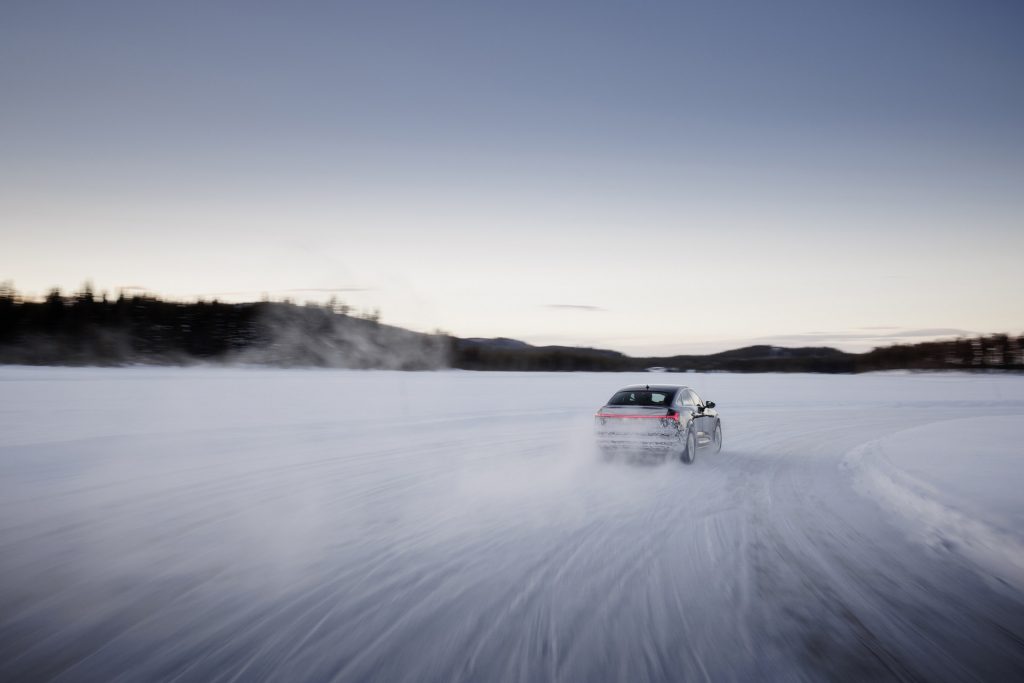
[{"left": 594, "top": 384, "right": 722, "bottom": 463}]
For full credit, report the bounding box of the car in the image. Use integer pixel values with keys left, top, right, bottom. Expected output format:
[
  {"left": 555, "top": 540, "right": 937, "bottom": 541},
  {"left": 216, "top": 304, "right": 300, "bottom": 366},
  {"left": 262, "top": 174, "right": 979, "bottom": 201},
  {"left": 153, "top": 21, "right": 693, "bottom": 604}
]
[{"left": 594, "top": 384, "right": 722, "bottom": 463}]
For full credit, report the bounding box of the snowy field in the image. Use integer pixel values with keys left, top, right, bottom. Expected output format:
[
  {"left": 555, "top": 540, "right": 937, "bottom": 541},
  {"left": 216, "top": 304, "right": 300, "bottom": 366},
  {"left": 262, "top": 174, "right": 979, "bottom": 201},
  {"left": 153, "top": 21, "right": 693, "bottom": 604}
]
[{"left": 1, "top": 367, "right": 1023, "bottom": 682}]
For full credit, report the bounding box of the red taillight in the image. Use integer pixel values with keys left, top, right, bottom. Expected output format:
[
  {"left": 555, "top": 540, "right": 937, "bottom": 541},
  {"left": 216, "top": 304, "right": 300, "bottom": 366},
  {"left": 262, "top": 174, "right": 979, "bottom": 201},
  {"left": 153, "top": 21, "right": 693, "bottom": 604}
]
[
  {"left": 595, "top": 413, "right": 668, "bottom": 419},
  {"left": 666, "top": 409, "right": 679, "bottom": 421}
]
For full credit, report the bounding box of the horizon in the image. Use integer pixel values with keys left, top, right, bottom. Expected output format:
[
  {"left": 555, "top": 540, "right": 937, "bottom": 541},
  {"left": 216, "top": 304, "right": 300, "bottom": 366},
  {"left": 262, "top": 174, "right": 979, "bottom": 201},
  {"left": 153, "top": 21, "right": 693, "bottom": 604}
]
[
  {"left": 2, "top": 1, "right": 1022, "bottom": 355},
  {"left": 1, "top": 281, "right": 1007, "bottom": 357}
]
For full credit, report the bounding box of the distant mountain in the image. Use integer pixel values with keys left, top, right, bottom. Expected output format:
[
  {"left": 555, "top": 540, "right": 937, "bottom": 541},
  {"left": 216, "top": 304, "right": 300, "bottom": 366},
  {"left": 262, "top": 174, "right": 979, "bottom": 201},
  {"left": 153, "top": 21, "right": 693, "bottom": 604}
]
[
  {"left": 457, "top": 340, "right": 843, "bottom": 363},
  {"left": 457, "top": 337, "right": 533, "bottom": 350},
  {"left": 452, "top": 337, "right": 627, "bottom": 371},
  {"left": 704, "top": 345, "right": 849, "bottom": 360}
]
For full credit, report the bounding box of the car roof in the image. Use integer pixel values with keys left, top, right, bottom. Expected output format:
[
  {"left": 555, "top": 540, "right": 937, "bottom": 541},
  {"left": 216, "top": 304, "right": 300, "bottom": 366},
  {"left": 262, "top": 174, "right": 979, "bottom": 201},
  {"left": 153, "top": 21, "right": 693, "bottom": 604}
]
[{"left": 616, "top": 384, "right": 689, "bottom": 392}]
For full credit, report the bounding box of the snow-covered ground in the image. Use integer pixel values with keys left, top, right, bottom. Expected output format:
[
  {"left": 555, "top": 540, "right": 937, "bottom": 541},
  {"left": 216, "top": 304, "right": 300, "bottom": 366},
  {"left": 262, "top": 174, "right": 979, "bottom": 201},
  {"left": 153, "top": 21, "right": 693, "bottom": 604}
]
[
  {"left": 0, "top": 367, "right": 1022, "bottom": 681},
  {"left": 846, "top": 415, "right": 1024, "bottom": 592}
]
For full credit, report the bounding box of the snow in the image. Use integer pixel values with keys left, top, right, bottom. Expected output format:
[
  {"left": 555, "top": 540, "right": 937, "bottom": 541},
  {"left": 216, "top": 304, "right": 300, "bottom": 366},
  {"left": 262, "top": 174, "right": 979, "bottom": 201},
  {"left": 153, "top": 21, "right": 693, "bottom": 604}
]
[
  {"left": 846, "top": 416, "right": 1024, "bottom": 591},
  {"left": 1, "top": 366, "right": 1023, "bottom": 681}
]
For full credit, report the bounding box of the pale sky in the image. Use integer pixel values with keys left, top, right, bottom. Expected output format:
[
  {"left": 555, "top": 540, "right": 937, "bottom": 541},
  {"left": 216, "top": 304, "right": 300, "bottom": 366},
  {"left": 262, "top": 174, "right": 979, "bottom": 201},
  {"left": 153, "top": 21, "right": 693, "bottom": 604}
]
[{"left": 2, "top": 1, "right": 1022, "bottom": 354}]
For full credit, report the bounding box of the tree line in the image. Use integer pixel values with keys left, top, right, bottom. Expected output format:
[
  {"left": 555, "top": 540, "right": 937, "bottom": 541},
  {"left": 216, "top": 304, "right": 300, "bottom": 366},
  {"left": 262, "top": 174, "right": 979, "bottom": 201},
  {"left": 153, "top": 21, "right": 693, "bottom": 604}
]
[
  {"left": 0, "top": 284, "right": 445, "bottom": 369},
  {"left": 0, "top": 284, "right": 1020, "bottom": 372}
]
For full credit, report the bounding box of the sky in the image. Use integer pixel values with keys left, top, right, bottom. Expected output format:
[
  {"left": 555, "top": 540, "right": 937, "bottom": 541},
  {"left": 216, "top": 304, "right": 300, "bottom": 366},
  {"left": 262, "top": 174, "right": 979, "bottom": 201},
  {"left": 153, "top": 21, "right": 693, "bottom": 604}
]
[{"left": 1, "top": 0, "right": 1022, "bottom": 354}]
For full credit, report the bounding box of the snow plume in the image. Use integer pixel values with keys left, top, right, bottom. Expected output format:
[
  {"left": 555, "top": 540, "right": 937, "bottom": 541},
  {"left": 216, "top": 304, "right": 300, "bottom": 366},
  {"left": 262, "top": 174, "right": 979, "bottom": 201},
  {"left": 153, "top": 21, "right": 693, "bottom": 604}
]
[{"left": 227, "top": 301, "right": 450, "bottom": 369}]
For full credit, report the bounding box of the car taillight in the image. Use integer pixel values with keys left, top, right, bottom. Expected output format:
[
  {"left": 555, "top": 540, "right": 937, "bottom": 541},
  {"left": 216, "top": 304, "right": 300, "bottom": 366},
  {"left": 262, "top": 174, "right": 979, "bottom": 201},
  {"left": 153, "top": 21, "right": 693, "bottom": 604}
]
[
  {"left": 667, "top": 409, "right": 680, "bottom": 421},
  {"left": 660, "top": 410, "right": 680, "bottom": 427}
]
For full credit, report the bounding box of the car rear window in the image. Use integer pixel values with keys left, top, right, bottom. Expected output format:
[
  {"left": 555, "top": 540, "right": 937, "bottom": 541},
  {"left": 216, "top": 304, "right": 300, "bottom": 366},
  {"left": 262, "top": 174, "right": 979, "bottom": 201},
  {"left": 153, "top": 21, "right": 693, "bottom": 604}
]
[{"left": 607, "top": 390, "right": 675, "bottom": 407}]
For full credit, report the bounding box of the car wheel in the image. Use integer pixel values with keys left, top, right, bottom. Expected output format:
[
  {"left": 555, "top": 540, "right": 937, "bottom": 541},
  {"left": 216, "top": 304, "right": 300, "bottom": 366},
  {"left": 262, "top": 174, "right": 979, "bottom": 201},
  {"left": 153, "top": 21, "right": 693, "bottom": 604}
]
[
  {"left": 680, "top": 429, "right": 697, "bottom": 465},
  {"left": 711, "top": 422, "right": 723, "bottom": 454}
]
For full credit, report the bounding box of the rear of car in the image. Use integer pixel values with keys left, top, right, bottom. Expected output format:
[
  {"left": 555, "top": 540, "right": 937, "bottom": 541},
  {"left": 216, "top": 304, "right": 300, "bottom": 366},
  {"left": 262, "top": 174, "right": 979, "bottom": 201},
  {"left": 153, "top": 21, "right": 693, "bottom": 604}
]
[{"left": 594, "top": 387, "right": 684, "bottom": 455}]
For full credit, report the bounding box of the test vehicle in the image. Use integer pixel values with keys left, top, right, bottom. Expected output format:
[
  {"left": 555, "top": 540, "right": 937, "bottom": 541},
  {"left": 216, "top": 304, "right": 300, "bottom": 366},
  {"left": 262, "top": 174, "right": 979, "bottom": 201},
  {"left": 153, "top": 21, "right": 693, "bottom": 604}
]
[{"left": 594, "top": 384, "right": 722, "bottom": 463}]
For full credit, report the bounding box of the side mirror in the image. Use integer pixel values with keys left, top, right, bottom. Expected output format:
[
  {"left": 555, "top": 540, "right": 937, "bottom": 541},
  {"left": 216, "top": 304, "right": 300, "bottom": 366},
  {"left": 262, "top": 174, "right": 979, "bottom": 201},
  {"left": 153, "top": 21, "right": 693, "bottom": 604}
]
[{"left": 705, "top": 401, "right": 716, "bottom": 409}]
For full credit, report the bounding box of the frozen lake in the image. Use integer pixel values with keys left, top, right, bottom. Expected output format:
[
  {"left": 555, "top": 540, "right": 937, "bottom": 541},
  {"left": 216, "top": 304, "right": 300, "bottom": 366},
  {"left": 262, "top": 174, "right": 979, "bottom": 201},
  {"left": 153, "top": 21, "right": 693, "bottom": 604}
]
[{"left": 1, "top": 367, "right": 1023, "bottom": 681}]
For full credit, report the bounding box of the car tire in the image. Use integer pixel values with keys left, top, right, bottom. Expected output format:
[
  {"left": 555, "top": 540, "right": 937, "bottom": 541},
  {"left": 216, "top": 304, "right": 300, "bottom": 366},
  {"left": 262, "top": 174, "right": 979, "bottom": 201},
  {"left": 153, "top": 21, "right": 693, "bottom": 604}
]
[
  {"left": 711, "top": 422, "right": 723, "bottom": 454},
  {"left": 679, "top": 428, "right": 697, "bottom": 465}
]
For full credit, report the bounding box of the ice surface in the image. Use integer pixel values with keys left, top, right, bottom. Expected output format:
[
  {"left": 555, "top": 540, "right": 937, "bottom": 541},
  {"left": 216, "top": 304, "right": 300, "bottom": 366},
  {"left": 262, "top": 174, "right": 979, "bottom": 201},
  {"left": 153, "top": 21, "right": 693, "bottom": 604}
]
[
  {"left": 1, "top": 367, "right": 1023, "bottom": 681},
  {"left": 847, "top": 415, "right": 1024, "bottom": 591}
]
